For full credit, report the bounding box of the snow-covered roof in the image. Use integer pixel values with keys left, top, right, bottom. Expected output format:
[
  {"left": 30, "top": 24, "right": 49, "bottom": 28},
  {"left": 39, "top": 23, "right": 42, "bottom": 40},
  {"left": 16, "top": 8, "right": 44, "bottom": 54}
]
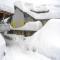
[
  {"left": 14, "top": 1, "right": 49, "bottom": 13},
  {"left": 0, "top": 0, "right": 14, "bottom": 14},
  {"left": 14, "top": 0, "right": 60, "bottom": 5},
  {"left": 14, "top": 1, "right": 60, "bottom": 20},
  {"left": 10, "top": 21, "right": 42, "bottom": 31},
  {"left": 0, "top": 33, "right": 6, "bottom": 60}
]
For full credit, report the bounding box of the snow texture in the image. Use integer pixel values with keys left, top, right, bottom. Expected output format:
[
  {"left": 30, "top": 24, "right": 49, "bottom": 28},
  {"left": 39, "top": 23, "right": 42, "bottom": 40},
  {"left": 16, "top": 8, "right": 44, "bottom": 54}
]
[
  {"left": 25, "top": 19, "right": 60, "bottom": 60},
  {"left": 23, "top": 2, "right": 49, "bottom": 12},
  {"left": 0, "top": 0, "right": 14, "bottom": 13},
  {"left": 0, "top": 33, "right": 6, "bottom": 60},
  {"left": 4, "top": 33, "right": 51, "bottom": 60},
  {"left": 14, "top": 1, "right": 60, "bottom": 19}
]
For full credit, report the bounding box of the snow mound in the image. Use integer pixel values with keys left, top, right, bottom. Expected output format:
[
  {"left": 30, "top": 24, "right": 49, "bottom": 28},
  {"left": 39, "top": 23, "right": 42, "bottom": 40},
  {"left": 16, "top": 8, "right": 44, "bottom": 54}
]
[
  {"left": 25, "top": 19, "right": 60, "bottom": 60},
  {"left": 21, "top": 21, "right": 42, "bottom": 31},
  {"left": 0, "top": 0, "right": 14, "bottom": 13},
  {"left": 5, "top": 43, "right": 51, "bottom": 60}
]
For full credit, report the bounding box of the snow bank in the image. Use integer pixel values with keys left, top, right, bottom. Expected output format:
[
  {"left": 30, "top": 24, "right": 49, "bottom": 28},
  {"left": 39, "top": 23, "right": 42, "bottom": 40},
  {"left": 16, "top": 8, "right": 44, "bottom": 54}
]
[
  {"left": 0, "top": 0, "right": 14, "bottom": 13},
  {"left": 26, "top": 19, "right": 60, "bottom": 60},
  {"left": 5, "top": 42, "right": 51, "bottom": 60},
  {"left": 0, "top": 33, "right": 6, "bottom": 60}
]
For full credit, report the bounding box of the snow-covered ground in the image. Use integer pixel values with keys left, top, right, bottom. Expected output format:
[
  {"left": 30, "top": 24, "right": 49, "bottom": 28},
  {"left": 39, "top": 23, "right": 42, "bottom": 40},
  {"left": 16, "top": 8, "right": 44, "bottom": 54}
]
[
  {"left": 3, "top": 33, "right": 52, "bottom": 60},
  {"left": 4, "top": 42, "right": 51, "bottom": 60},
  {"left": 0, "top": 34, "right": 6, "bottom": 60}
]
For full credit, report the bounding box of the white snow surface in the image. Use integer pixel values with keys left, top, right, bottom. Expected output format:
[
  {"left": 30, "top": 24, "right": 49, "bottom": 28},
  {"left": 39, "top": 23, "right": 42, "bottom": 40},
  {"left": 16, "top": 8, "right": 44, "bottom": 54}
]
[
  {"left": 0, "top": 33, "right": 6, "bottom": 60},
  {"left": 5, "top": 40, "right": 51, "bottom": 60},
  {"left": 0, "top": 0, "right": 14, "bottom": 13},
  {"left": 25, "top": 19, "right": 60, "bottom": 60},
  {"left": 14, "top": 1, "right": 60, "bottom": 19},
  {"left": 14, "top": 0, "right": 60, "bottom": 5}
]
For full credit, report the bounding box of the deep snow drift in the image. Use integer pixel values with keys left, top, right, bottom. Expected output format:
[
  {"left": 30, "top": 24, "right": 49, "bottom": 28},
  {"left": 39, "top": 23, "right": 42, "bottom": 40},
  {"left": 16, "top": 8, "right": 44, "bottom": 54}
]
[{"left": 24, "top": 19, "right": 60, "bottom": 60}]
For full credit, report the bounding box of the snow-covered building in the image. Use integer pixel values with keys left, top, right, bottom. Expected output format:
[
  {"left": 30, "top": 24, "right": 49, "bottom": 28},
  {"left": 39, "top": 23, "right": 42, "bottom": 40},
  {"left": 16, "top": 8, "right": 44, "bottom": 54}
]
[
  {"left": 11, "top": 1, "right": 49, "bottom": 28},
  {"left": 8, "top": 1, "right": 43, "bottom": 36},
  {"left": 13, "top": 0, "right": 60, "bottom": 25},
  {"left": 11, "top": 1, "right": 35, "bottom": 28}
]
